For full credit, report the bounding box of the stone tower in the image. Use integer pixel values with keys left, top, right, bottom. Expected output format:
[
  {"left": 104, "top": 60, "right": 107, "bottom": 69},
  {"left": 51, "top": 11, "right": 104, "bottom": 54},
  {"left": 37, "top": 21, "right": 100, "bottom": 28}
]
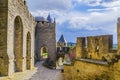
[
  {"left": 117, "top": 17, "right": 120, "bottom": 53},
  {"left": 35, "top": 14, "right": 56, "bottom": 66}
]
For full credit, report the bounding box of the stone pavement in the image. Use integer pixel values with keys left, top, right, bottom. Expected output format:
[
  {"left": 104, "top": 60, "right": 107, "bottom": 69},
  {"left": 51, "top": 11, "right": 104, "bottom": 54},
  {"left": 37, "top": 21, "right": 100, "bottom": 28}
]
[
  {"left": 29, "top": 62, "right": 64, "bottom": 80},
  {"left": 0, "top": 68, "right": 37, "bottom": 80},
  {"left": 0, "top": 62, "right": 63, "bottom": 80}
]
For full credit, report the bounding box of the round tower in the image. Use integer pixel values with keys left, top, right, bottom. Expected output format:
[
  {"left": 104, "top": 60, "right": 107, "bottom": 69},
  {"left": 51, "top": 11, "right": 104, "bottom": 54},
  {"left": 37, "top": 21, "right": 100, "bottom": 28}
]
[{"left": 35, "top": 14, "right": 56, "bottom": 67}]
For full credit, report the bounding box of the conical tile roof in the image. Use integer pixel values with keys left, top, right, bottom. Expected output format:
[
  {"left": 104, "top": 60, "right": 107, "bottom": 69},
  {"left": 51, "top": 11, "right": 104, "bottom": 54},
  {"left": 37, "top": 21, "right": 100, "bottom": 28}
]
[{"left": 58, "top": 34, "right": 67, "bottom": 43}]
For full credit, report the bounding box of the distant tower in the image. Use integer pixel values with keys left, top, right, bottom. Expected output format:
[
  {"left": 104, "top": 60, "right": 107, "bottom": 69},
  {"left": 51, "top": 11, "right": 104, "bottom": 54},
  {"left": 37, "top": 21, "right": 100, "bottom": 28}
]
[
  {"left": 35, "top": 14, "right": 56, "bottom": 66},
  {"left": 57, "top": 34, "right": 67, "bottom": 47}
]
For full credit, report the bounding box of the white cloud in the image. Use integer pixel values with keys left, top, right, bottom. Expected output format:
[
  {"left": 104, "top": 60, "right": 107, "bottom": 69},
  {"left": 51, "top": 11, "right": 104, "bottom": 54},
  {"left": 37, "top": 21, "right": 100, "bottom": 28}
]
[
  {"left": 101, "top": 0, "right": 120, "bottom": 7},
  {"left": 26, "top": 0, "right": 73, "bottom": 11},
  {"left": 27, "top": 0, "right": 120, "bottom": 42},
  {"left": 30, "top": 7, "right": 119, "bottom": 33},
  {"left": 85, "top": 0, "right": 102, "bottom": 6},
  {"left": 68, "top": 10, "right": 118, "bottom": 32},
  {"left": 74, "top": 0, "right": 120, "bottom": 7},
  {"left": 87, "top": 7, "right": 120, "bottom": 12},
  {"left": 56, "top": 10, "right": 119, "bottom": 33},
  {"left": 73, "top": 0, "right": 102, "bottom": 6}
]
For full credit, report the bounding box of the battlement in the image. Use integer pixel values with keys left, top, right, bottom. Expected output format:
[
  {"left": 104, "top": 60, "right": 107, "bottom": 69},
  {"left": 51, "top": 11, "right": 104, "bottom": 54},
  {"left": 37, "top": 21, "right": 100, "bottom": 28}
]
[
  {"left": 76, "top": 34, "right": 113, "bottom": 60},
  {"left": 77, "top": 35, "right": 113, "bottom": 48},
  {"left": 35, "top": 13, "right": 55, "bottom": 24},
  {"left": 36, "top": 21, "right": 55, "bottom": 28},
  {"left": 87, "top": 34, "right": 113, "bottom": 38}
]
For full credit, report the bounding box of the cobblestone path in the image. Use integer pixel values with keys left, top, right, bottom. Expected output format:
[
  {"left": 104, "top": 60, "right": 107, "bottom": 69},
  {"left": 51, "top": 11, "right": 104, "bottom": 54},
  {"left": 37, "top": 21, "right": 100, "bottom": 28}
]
[{"left": 29, "top": 62, "right": 64, "bottom": 80}]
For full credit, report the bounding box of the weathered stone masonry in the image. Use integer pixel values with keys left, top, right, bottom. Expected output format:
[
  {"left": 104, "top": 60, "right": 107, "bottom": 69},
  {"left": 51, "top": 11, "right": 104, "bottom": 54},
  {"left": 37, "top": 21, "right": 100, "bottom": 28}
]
[
  {"left": 64, "top": 59, "right": 120, "bottom": 80},
  {"left": 76, "top": 35, "right": 113, "bottom": 60},
  {"left": 35, "top": 19, "right": 56, "bottom": 65},
  {"left": 0, "top": 0, "right": 35, "bottom": 76},
  {"left": 76, "top": 37, "right": 86, "bottom": 58},
  {"left": 117, "top": 18, "right": 120, "bottom": 53},
  {"left": 87, "top": 35, "right": 113, "bottom": 59}
]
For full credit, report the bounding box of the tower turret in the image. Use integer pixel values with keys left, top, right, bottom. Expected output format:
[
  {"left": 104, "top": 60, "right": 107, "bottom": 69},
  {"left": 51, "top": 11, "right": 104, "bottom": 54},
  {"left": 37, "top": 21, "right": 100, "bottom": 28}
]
[{"left": 47, "top": 13, "right": 53, "bottom": 23}]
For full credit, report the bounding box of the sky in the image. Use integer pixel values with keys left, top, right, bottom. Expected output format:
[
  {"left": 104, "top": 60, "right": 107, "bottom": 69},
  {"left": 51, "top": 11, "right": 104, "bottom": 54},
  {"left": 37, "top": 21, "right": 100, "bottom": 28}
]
[{"left": 26, "top": 0, "right": 120, "bottom": 44}]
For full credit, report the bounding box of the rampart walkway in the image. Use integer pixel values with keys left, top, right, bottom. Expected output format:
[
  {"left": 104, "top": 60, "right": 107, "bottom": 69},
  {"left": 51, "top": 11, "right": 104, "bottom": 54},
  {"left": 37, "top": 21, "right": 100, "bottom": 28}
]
[{"left": 0, "top": 62, "right": 63, "bottom": 80}]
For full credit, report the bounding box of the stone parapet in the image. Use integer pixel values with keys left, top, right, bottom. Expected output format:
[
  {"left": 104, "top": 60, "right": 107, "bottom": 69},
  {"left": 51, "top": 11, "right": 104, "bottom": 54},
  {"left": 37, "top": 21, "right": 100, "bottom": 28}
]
[{"left": 63, "top": 58, "right": 120, "bottom": 80}]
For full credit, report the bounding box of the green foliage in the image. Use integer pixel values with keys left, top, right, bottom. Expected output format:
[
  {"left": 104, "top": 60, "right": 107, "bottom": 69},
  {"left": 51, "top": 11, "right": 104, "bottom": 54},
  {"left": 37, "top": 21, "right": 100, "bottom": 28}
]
[
  {"left": 42, "top": 53, "right": 48, "bottom": 56},
  {"left": 68, "top": 46, "right": 75, "bottom": 49}
]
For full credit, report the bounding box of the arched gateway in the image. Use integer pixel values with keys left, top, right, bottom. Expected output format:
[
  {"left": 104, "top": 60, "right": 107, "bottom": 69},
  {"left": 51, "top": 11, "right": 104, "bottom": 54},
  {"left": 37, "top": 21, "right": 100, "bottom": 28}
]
[{"left": 41, "top": 46, "right": 48, "bottom": 60}]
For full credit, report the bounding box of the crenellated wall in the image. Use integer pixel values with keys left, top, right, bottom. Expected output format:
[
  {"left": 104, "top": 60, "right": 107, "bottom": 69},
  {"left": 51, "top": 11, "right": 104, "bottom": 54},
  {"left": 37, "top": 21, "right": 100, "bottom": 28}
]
[
  {"left": 76, "top": 35, "right": 114, "bottom": 60},
  {"left": 64, "top": 59, "right": 120, "bottom": 80}
]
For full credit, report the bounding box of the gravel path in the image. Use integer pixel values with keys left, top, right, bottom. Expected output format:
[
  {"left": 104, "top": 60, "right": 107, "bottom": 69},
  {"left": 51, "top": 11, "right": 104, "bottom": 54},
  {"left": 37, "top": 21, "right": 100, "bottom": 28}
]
[
  {"left": 0, "top": 62, "right": 64, "bottom": 80},
  {"left": 29, "top": 62, "right": 64, "bottom": 80}
]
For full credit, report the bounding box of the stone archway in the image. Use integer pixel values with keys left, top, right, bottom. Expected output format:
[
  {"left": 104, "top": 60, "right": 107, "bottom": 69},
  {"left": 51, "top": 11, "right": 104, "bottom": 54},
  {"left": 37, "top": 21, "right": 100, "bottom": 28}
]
[
  {"left": 41, "top": 46, "right": 48, "bottom": 60},
  {"left": 14, "top": 16, "right": 23, "bottom": 72},
  {"left": 26, "top": 32, "right": 31, "bottom": 70}
]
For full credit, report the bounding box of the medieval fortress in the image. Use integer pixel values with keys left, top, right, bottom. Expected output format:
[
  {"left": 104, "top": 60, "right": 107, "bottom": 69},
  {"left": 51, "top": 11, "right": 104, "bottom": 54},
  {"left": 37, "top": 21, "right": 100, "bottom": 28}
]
[
  {"left": 0, "top": 0, "right": 56, "bottom": 76},
  {"left": 0, "top": 0, "right": 120, "bottom": 80}
]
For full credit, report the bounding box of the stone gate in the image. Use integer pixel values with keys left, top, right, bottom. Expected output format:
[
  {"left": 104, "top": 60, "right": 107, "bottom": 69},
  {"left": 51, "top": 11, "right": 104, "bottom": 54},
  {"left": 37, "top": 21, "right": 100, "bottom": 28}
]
[{"left": 35, "top": 15, "right": 56, "bottom": 66}]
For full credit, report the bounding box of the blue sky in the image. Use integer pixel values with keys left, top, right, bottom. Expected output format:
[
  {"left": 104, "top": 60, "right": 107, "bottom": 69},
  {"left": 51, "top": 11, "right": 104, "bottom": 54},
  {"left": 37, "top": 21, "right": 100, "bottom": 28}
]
[{"left": 26, "top": 0, "right": 120, "bottom": 44}]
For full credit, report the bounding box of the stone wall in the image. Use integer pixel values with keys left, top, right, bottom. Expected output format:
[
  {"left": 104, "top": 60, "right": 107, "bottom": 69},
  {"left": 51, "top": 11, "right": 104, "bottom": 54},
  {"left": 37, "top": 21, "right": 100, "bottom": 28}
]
[
  {"left": 87, "top": 35, "right": 113, "bottom": 59},
  {"left": 76, "top": 35, "right": 114, "bottom": 60},
  {"left": 117, "top": 18, "right": 120, "bottom": 53},
  {"left": 0, "top": 0, "right": 8, "bottom": 76},
  {"left": 69, "top": 47, "right": 76, "bottom": 55},
  {"left": 0, "top": 0, "right": 35, "bottom": 76},
  {"left": 64, "top": 59, "right": 120, "bottom": 80}
]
